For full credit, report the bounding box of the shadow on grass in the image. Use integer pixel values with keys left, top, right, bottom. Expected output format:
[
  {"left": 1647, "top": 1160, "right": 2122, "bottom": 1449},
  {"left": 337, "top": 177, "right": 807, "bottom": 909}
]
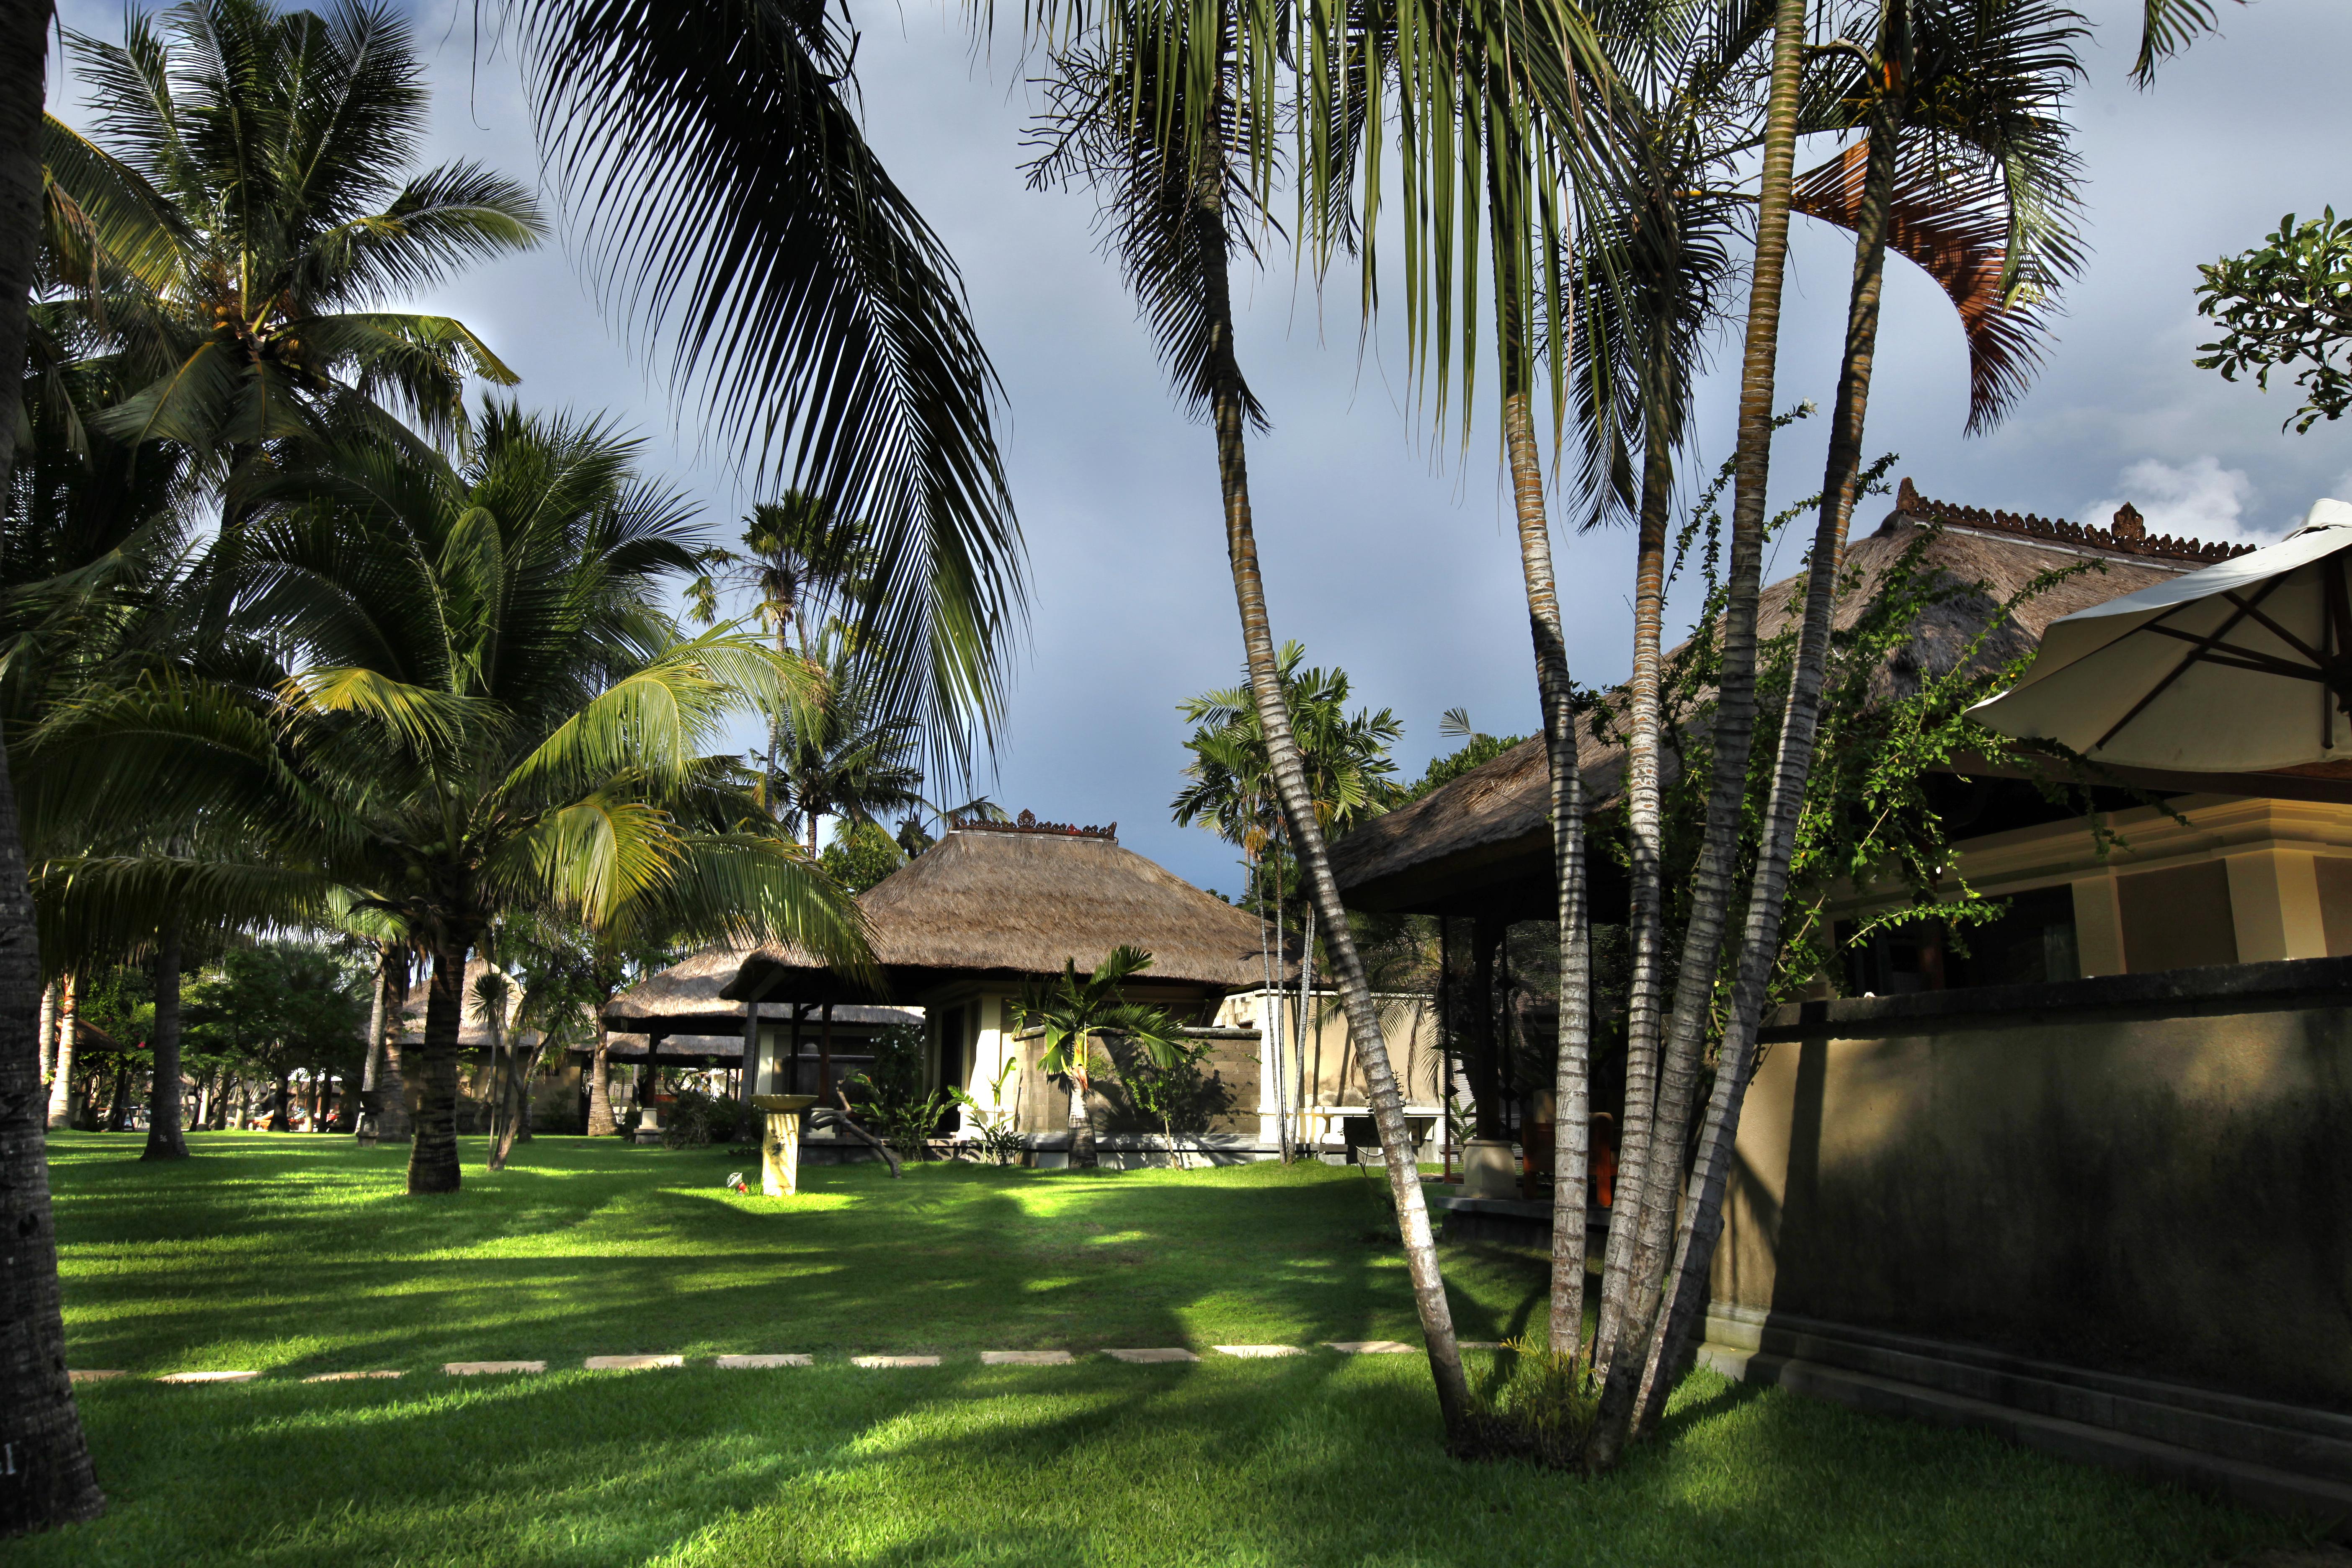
[{"left": 15, "top": 1357, "right": 2300, "bottom": 1568}]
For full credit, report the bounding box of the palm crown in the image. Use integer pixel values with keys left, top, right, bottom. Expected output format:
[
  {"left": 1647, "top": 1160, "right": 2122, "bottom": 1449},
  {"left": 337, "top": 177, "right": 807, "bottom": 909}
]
[{"left": 43, "top": 0, "right": 544, "bottom": 462}]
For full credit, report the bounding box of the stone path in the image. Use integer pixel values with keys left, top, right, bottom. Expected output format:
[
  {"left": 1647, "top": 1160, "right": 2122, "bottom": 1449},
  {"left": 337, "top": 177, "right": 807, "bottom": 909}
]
[{"left": 75, "top": 1341, "right": 1506, "bottom": 1384}]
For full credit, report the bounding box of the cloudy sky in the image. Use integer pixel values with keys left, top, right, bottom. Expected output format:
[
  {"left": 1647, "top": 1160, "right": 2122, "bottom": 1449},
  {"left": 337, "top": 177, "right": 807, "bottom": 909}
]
[{"left": 46, "top": 0, "right": 2352, "bottom": 895}]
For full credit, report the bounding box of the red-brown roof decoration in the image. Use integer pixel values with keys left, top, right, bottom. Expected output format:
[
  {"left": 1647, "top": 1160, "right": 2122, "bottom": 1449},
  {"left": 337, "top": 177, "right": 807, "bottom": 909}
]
[
  {"left": 1893, "top": 477, "right": 2253, "bottom": 566},
  {"left": 959, "top": 809, "right": 1118, "bottom": 841}
]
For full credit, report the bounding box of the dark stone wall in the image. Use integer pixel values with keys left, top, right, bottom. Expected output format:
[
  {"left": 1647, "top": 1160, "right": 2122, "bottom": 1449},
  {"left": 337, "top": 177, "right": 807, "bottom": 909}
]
[{"left": 1721, "top": 957, "right": 2352, "bottom": 1411}]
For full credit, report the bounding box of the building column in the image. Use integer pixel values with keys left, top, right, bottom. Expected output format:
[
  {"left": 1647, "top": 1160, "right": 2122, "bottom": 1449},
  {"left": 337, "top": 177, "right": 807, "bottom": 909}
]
[
  {"left": 2072, "top": 874, "right": 2126, "bottom": 976},
  {"left": 2225, "top": 848, "right": 2329, "bottom": 963}
]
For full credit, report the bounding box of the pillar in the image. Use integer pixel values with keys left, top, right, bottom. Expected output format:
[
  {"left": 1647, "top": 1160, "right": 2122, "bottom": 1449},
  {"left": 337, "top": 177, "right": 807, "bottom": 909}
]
[
  {"left": 2071, "top": 874, "right": 2126, "bottom": 976},
  {"left": 2225, "top": 848, "right": 2329, "bottom": 963}
]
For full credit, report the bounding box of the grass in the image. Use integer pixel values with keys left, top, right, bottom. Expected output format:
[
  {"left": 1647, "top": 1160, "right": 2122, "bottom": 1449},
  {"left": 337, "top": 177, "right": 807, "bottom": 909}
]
[{"left": 12, "top": 1131, "right": 2303, "bottom": 1567}]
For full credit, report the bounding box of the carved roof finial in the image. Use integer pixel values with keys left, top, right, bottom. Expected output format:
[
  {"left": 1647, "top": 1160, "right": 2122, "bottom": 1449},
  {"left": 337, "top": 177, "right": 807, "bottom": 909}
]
[
  {"left": 1898, "top": 476, "right": 1922, "bottom": 512},
  {"left": 2112, "top": 501, "right": 2146, "bottom": 541}
]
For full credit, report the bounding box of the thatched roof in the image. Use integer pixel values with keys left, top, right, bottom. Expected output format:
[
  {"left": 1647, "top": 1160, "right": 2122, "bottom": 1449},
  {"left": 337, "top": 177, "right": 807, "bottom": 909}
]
[
  {"left": 722, "top": 816, "right": 1287, "bottom": 1003},
  {"left": 1330, "top": 483, "right": 2255, "bottom": 916},
  {"left": 602, "top": 944, "right": 921, "bottom": 1032},
  {"left": 397, "top": 956, "right": 529, "bottom": 1050}
]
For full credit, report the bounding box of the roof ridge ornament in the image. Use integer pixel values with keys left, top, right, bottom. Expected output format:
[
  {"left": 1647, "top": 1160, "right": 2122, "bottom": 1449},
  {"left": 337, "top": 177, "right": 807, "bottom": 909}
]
[
  {"left": 959, "top": 809, "right": 1118, "bottom": 841},
  {"left": 1891, "top": 476, "right": 2254, "bottom": 565}
]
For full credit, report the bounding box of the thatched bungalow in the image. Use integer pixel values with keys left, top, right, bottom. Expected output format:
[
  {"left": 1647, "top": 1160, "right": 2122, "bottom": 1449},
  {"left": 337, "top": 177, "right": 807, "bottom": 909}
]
[
  {"left": 1335, "top": 481, "right": 2352, "bottom": 1524},
  {"left": 712, "top": 812, "right": 1399, "bottom": 1163},
  {"left": 600, "top": 942, "right": 921, "bottom": 1114}
]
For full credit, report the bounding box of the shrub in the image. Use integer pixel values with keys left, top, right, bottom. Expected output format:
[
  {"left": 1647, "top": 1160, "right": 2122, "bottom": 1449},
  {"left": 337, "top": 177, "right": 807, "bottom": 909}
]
[
  {"left": 1457, "top": 1338, "right": 1599, "bottom": 1469},
  {"left": 662, "top": 1088, "right": 746, "bottom": 1148}
]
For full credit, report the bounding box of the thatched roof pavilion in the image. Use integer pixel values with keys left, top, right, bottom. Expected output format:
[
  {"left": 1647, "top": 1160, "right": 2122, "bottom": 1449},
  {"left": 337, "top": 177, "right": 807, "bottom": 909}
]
[
  {"left": 602, "top": 942, "right": 921, "bottom": 1037},
  {"left": 722, "top": 813, "right": 1283, "bottom": 1006},
  {"left": 1333, "top": 480, "right": 2352, "bottom": 992},
  {"left": 707, "top": 813, "right": 1287, "bottom": 1148}
]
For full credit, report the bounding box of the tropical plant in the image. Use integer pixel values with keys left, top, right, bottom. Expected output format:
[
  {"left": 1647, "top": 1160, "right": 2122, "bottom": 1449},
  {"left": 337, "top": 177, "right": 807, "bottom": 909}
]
[
  {"left": 1586, "top": 0, "right": 2094, "bottom": 1460},
  {"left": 1112, "top": 1032, "right": 1222, "bottom": 1166},
  {"left": 1008, "top": 945, "right": 1184, "bottom": 1170},
  {"left": 31, "top": 403, "right": 873, "bottom": 1197},
  {"left": 182, "top": 941, "right": 367, "bottom": 1130},
  {"left": 1026, "top": 0, "right": 1490, "bottom": 1426},
  {"left": 952, "top": 1055, "right": 1026, "bottom": 1166},
  {"left": 42, "top": 0, "right": 542, "bottom": 473},
  {"left": 821, "top": 819, "right": 905, "bottom": 894},
  {"left": 512, "top": 0, "right": 1025, "bottom": 779}
]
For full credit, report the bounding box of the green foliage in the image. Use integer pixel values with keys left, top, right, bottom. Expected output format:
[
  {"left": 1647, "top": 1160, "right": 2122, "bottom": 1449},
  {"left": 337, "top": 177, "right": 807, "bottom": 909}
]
[
  {"left": 661, "top": 1087, "right": 747, "bottom": 1148},
  {"left": 2196, "top": 209, "right": 2352, "bottom": 432},
  {"left": 1108, "top": 1033, "right": 1231, "bottom": 1150},
  {"left": 1011, "top": 946, "right": 1186, "bottom": 1099},
  {"left": 820, "top": 819, "right": 905, "bottom": 895},
  {"left": 183, "top": 941, "right": 368, "bottom": 1089},
  {"left": 951, "top": 1058, "right": 1027, "bottom": 1167},
  {"left": 1398, "top": 709, "right": 1529, "bottom": 804},
  {"left": 1470, "top": 1337, "right": 1602, "bottom": 1470},
  {"left": 843, "top": 1024, "right": 952, "bottom": 1161}
]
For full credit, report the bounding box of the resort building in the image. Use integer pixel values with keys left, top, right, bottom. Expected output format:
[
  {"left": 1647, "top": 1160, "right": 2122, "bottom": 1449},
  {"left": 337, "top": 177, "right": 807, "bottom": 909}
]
[{"left": 1329, "top": 481, "right": 2352, "bottom": 1517}]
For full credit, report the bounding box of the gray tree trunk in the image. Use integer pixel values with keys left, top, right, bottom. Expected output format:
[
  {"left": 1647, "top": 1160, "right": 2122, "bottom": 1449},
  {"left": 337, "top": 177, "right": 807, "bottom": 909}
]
[
  {"left": 0, "top": 26, "right": 108, "bottom": 1467},
  {"left": 1632, "top": 106, "right": 1901, "bottom": 1441},
  {"left": 141, "top": 926, "right": 188, "bottom": 1159},
  {"left": 1189, "top": 102, "right": 1470, "bottom": 1437},
  {"left": 407, "top": 939, "right": 472, "bottom": 1194},
  {"left": 1588, "top": 0, "right": 1811, "bottom": 1470},
  {"left": 587, "top": 1016, "right": 618, "bottom": 1135},
  {"left": 356, "top": 956, "right": 388, "bottom": 1145},
  {"left": 43, "top": 977, "right": 76, "bottom": 1131},
  {"left": 36, "top": 977, "right": 54, "bottom": 1086}
]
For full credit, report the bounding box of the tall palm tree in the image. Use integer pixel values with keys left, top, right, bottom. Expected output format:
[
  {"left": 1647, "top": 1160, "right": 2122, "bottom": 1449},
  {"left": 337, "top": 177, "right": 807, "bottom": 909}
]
[
  {"left": 515, "top": 0, "right": 1025, "bottom": 779},
  {"left": 769, "top": 628, "right": 928, "bottom": 855},
  {"left": 33, "top": 404, "right": 874, "bottom": 1195},
  {"left": 1011, "top": 945, "right": 1184, "bottom": 1169},
  {"left": 1625, "top": 0, "right": 2089, "bottom": 1441},
  {"left": 43, "top": 0, "right": 543, "bottom": 469},
  {"left": 1029, "top": 0, "right": 1478, "bottom": 1436}
]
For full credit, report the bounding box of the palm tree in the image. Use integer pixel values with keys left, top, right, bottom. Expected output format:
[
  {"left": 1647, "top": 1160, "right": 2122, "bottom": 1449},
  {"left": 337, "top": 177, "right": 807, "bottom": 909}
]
[
  {"left": 1010, "top": 945, "right": 1185, "bottom": 1169},
  {"left": 513, "top": 0, "right": 1025, "bottom": 780},
  {"left": 43, "top": 0, "right": 543, "bottom": 471},
  {"left": 1624, "top": 0, "right": 2089, "bottom": 1440},
  {"left": 689, "top": 492, "right": 874, "bottom": 813},
  {"left": 770, "top": 629, "right": 928, "bottom": 855},
  {"left": 1028, "top": 0, "right": 1477, "bottom": 1435},
  {"left": 1173, "top": 642, "right": 1402, "bottom": 1149},
  {"left": 33, "top": 403, "right": 874, "bottom": 1195}
]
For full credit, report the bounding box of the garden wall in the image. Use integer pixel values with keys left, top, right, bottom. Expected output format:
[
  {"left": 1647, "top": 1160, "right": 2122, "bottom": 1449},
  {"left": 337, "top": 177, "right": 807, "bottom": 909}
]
[{"left": 1718, "top": 956, "right": 2352, "bottom": 1412}]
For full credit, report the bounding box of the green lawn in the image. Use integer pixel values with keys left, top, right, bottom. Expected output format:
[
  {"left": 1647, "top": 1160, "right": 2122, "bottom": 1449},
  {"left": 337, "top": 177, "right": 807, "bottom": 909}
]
[{"left": 12, "top": 1132, "right": 2300, "bottom": 1567}]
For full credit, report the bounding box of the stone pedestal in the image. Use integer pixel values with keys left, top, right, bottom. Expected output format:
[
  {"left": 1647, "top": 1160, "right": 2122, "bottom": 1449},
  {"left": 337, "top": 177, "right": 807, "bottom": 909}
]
[
  {"left": 1460, "top": 1138, "right": 1519, "bottom": 1198},
  {"left": 752, "top": 1094, "right": 818, "bottom": 1196}
]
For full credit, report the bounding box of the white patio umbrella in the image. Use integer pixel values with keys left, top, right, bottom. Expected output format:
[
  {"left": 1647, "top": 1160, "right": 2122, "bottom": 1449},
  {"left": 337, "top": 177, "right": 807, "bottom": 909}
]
[{"left": 1968, "top": 499, "right": 2352, "bottom": 772}]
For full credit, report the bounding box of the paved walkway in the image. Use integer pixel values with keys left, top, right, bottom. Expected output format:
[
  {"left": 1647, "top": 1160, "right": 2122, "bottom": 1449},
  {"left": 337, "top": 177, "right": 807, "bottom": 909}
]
[{"left": 77, "top": 1341, "right": 1503, "bottom": 1385}]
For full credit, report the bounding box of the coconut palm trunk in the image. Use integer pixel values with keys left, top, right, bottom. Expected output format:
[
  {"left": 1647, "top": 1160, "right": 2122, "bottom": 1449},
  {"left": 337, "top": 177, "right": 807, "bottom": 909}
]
[
  {"left": 408, "top": 939, "right": 473, "bottom": 1194},
  {"left": 587, "top": 1014, "right": 619, "bottom": 1136},
  {"left": 357, "top": 956, "right": 389, "bottom": 1145},
  {"left": 1631, "top": 103, "right": 1900, "bottom": 1440},
  {"left": 43, "top": 975, "right": 76, "bottom": 1130},
  {"left": 1588, "top": 0, "right": 1810, "bottom": 1468},
  {"left": 141, "top": 923, "right": 188, "bottom": 1160},
  {"left": 1191, "top": 127, "right": 1472, "bottom": 1439},
  {"left": 487, "top": 993, "right": 520, "bottom": 1172},
  {"left": 1592, "top": 360, "right": 1678, "bottom": 1374},
  {"left": 36, "top": 977, "right": 54, "bottom": 1084},
  {"left": 377, "top": 960, "right": 411, "bottom": 1144},
  {"left": 1487, "top": 132, "right": 1596, "bottom": 1358}
]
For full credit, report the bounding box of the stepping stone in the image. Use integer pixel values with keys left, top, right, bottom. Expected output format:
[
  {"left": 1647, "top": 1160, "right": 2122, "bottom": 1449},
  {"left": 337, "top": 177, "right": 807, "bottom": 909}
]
[
  {"left": 69, "top": 1370, "right": 125, "bottom": 1384},
  {"left": 713, "top": 1354, "right": 812, "bottom": 1369},
  {"left": 1326, "top": 1341, "right": 1418, "bottom": 1354},
  {"left": 1104, "top": 1348, "right": 1198, "bottom": 1364},
  {"left": 1213, "top": 1345, "right": 1303, "bottom": 1359},
  {"left": 584, "top": 1354, "right": 683, "bottom": 1371},
  {"left": 444, "top": 1360, "right": 545, "bottom": 1376},
  {"left": 853, "top": 1355, "right": 941, "bottom": 1369},
  {"left": 157, "top": 1370, "right": 259, "bottom": 1384},
  {"left": 304, "top": 1370, "right": 403, "bottom": 1382},
  {"left": 980, "top": 1350, "right": 1073, "bottom": 1366}
]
